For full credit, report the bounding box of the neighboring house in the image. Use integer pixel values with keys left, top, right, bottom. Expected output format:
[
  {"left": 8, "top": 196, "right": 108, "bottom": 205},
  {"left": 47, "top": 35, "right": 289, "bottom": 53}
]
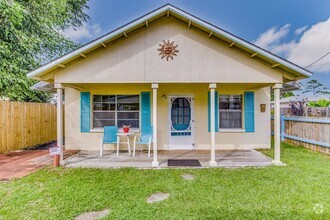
[{"left": 27, "top": 4, "right": 311, "bottom": 166}]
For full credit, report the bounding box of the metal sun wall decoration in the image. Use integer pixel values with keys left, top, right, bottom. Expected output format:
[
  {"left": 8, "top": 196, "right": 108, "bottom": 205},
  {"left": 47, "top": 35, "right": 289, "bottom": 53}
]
[{"left": 157, "top": 40, "right": 179, "bottom": 61}]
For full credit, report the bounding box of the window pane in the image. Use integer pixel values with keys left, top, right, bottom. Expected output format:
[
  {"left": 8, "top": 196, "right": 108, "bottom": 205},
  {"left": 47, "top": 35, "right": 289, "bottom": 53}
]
[
  {"left": 117, "top": 103, "right": 139, "bottom": 111},
  {"left": 102, "top": 95, "right": 115, "bottom": 102},
  {"left": 117, "top": 95, "right": 139, "bottom": 103},
  {"left": 117, "top": 95, "right": 139, "bottom": 110},
  {"left": 93, "top": 119, "right": 116, "bottom": 127},
  {"left": 117, "top": 120, "right": 139, "bottom": 128},
  {"left": 220, "top": 112, "right": 242, "bottom": 128},
  {"left": 94, "top": 112, "right": 115, "bottom": 120},
  {"left": 93, "top": 95, "right": 102, "bottom": 102},
  {"left": 93, "top": 103, "right": 115, "bottom": 111},
  {"left": 94, "top": 95, "right": 116, "bottom": 103},
  {"left": 220, "top": 102, "right": 229, "bottom": 110},
  {"left": 220, "top": 95, "right": 242, "bottom": 110},
  {"left": 117, "top": 112, "right": 139, "bottom": 120}
]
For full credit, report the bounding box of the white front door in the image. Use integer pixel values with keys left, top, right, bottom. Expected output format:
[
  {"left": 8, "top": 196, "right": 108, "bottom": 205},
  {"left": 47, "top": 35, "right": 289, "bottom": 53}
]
[{"left": 168, "top": 96, "right": 195, "bottom": 150}]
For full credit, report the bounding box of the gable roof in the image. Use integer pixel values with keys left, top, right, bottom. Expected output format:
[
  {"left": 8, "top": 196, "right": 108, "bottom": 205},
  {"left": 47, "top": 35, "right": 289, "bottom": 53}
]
[{"left": 27, "top": 4, "right": 312, "bottom": 80}]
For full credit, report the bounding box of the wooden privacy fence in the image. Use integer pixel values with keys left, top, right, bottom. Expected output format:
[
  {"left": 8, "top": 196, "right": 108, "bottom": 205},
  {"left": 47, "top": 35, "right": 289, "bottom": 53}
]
[
  {"left": 0, "top": 101, "right": 56, "bottom": 153},
  {"left": 272, "top": 115, "right": 330, "bottom": 155}
]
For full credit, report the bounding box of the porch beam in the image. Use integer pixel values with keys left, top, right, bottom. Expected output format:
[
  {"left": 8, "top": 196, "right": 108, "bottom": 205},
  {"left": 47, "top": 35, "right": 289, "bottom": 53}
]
[
  {"left": 55, "top": 83, "right": 64, "bottom": 163},
  {"left": 62, "top": 84, "right": 86, "bottom": 91},
  {"left": 273, "top": 83, "right": 283, "bottom": 165},
  {"left": 250, "top": 52, "right": 258, "bottom": 58},
  {"left": 209, "top": 83, "right": 217, "bottom": 167},
  {"left": 152, "top": 83, "right": 159, "bottom": 167}
]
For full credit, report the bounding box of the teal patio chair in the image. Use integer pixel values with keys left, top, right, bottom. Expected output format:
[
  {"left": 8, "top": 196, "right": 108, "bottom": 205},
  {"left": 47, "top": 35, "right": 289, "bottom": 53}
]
[
  {"left": 133, "top": 126, "right": 153, "bottom": 158},
  {"left": 100, "top": 126, "right": 119, "bottom": 157}
]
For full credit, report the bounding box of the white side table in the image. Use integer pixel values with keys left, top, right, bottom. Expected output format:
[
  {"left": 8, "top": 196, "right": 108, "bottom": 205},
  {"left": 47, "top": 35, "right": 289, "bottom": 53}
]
[{"left": 116, "top": 131, "right": 135, "bottom": 156}]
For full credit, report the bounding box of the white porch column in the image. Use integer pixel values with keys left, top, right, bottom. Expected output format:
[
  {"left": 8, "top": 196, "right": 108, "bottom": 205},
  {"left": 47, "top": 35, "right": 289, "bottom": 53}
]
[
  {"left": 273, "top": 83, "right": 283, "bottom": 164},
  {"left": 152, "top": 83, "right": 159, "bottom": 167},
  {"left": 209, "top": 83, "right": 217, "bottom": 167},
  {"left": 55, "top": 84, "right": 64, "bottom": 162}
]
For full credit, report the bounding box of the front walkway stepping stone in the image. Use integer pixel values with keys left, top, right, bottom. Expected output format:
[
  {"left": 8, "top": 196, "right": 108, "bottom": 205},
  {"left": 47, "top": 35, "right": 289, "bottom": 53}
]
[
  {"left": 181, "top": 173, "right": 195, "bottom": 180},
  {"left": 74, "top": 209, "right": 110, "bottom": 220},
  {"left": 147, "top": 192, "right": 170, "bottom": 203}
]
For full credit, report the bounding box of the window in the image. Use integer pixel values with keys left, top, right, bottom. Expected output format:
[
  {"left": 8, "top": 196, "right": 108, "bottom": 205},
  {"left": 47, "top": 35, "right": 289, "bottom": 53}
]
[
  {"left": 93, "top": 95, "right": 139, "bottom": 128},
  {"left": 219, "top": 95, "right": 242, "bottom": 129}
]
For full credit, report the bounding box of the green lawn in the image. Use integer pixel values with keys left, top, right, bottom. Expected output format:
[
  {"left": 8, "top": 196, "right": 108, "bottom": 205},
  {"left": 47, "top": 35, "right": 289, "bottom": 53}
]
[{"left": 0, "top": 143, "right": 329, "bottom": 219}]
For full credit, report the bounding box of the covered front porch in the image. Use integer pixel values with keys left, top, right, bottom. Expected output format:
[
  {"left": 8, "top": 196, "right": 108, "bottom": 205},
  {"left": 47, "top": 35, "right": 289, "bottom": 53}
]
[
  {"left": 55, "top": 82, "right": 283, "bottom": 167},
  {"left": 64, "top": 150, "right": 272, "bottom": 168}
]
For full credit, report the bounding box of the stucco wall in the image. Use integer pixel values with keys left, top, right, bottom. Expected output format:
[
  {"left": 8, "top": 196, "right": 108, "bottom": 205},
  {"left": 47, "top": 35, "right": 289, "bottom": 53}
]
[
  {"left": 54, "top": 17, "right": 282, "bottom": 84},
  {"left": 64, "top": 84, "right": 270, "bottom": 151}
]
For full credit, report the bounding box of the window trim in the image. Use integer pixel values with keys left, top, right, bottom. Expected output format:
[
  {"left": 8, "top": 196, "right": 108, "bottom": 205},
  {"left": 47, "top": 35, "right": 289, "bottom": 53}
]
[
  {"left": 218, "top": 93, "right": 244, "bottom": 131},
  {"left": 92, "top": 94, "right": 140, "bottom": 129}
]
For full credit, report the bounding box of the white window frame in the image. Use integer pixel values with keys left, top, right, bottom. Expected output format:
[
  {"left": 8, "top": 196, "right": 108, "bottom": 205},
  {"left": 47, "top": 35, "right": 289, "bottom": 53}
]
[
  {"left": 219, "top": 94, "right": 243, "bottom": 130},
  {"left": 92, "top": 94, "right": 140, "bottom": 129}
]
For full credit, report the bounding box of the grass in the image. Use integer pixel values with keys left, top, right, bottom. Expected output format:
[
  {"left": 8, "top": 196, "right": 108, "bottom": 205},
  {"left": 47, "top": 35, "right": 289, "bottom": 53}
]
[{"left": 0, "top": 143, "right": 329, "bottom": 219}]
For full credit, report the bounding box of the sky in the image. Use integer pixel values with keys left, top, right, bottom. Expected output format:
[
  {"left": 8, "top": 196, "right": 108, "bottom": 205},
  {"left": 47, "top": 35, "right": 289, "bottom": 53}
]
[{"left": 63, "top": 0, "right": 330, "bottom": 91}]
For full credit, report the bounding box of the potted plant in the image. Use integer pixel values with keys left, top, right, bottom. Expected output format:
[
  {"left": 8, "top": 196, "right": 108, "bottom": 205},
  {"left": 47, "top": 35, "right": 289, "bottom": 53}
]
[{"left": 122, "top": 124, "right": 131, "bottom": 133}]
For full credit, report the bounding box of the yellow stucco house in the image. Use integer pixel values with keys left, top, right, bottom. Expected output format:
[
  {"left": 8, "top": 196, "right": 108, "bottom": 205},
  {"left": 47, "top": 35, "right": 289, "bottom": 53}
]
[{"left": 28, "top": 4, "right": 311, "bottom": 167}]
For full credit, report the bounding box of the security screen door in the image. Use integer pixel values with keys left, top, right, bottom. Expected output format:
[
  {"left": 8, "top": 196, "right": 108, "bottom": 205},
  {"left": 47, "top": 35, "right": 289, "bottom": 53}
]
[{"left": 168, "top": 96, "right": 195, "bottom": 150}]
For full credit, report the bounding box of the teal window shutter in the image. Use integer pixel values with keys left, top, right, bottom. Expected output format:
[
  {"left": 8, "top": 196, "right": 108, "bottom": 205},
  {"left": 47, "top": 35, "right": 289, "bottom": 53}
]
[
  {"left": 208, "top": 91, "right": 210, "bottom": 132},
  {"left": 141, "top": 92, "right": 151, "bottom": 132},
  {"left": 208, "top": 91, "right": 219, "bottom": 132},
  {"left": 244, "top": 92, "right": 255, "bottom": 132},
  {"left": 215, "top": 91, "right": 219, "bottom": 132},
  {"left": 80, "top": 92, "right": 90, "bottom": 132}
]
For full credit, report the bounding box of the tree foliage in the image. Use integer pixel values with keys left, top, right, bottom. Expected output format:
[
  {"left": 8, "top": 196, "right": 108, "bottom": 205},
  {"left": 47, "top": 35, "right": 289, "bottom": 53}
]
[
  {"left": 270, "top": 91, "right": 295, "bottom": 101},
  {"left": 302, "top": 79, "right": 330, "bottom": 95},
  {"left": 281, "top": 91, "right": 294, "bottom": 99},
  {"left": 307, "top": 99, "right": 330, "bottom": 107},
  {"left": 0, "top": 0, "right": 89, "bottom": 102}
]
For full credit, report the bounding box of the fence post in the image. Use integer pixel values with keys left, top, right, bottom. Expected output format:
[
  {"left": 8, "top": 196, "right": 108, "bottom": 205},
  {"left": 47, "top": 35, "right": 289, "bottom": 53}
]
[{"left": 280, "top": 114, "right": 285, "bottom": 142}]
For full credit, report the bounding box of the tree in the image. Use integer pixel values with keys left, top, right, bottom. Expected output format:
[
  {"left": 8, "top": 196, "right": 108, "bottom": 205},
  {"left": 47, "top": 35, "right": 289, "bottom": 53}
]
[
  {"left": 302, "top": 79, "right": 330, "bottom": 95},
  {"left": 0, "top": 0, "right": 89, "bottom": 102},
  {"left": 308, "top": 99, "right": 330, "bottom": 107},
  {"left": 270, "top": 91, "right": 295, "bottom": 101},
  {"left": 281, "top": 91, "right": 294, "bottom": 99}
]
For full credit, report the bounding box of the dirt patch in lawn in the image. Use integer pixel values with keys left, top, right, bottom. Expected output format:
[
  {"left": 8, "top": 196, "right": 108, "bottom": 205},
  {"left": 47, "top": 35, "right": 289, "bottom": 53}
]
[
  {"left": 181, "top": 173, "right": 195, "bottom": 180},
  {"left": 146, "top": 192, "right": 170, "bottom": 203},
  {"left": 74, "top": 209, "right": 110, "bottom": 220}
]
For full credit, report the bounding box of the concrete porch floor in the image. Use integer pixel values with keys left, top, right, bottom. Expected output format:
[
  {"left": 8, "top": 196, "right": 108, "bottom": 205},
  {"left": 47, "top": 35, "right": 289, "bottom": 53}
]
[{"left": 65, "top": 150, "right": 273, "bottom": 168}]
